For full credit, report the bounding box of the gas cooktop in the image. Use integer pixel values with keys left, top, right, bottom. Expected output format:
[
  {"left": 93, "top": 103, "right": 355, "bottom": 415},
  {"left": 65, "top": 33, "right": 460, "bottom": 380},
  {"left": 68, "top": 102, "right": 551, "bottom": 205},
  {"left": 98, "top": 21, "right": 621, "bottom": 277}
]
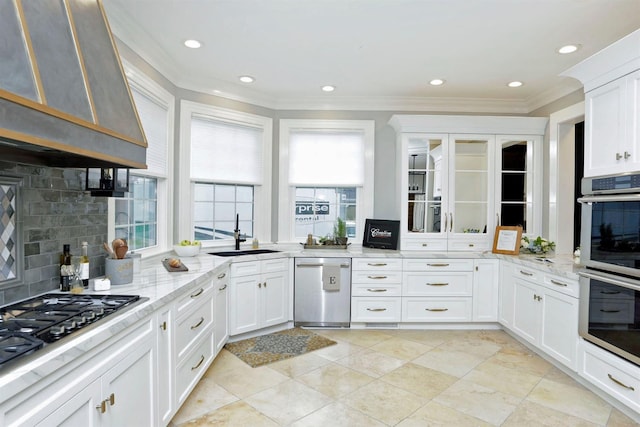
[{"left": 0, "top": 293, "right": 143, "bottom": 369}]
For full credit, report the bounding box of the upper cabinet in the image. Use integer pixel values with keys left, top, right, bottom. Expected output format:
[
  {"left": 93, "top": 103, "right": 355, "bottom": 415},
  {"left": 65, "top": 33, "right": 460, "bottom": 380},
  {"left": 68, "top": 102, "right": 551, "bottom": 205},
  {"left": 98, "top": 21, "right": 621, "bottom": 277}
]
[
  {"left": 561, "top": 29, "right": 640, "bottom": 178},
  {"left": 389, "top": 115, "right": 547, "bottom": 251},
  {"left": 0, "top": 0, "right": 147, "bottom": 168}
]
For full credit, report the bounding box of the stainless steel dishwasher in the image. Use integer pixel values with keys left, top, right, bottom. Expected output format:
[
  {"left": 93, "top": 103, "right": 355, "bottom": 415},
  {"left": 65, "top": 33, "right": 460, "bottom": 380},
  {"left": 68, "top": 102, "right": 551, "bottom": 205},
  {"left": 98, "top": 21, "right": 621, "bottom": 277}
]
[{"left": 294, "top": 257, "right": 351, "bottom": 327}]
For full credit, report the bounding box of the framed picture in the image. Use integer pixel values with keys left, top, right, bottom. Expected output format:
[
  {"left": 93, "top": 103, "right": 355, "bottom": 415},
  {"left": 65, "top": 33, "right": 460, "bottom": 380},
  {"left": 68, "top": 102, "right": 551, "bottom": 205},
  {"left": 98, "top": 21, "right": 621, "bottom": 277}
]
[
  {"left": 492, "top": 226, "right": 523, "bottom": 255},
  {"left": 362, "top": 218, "right": 400, "bottom": 250}
]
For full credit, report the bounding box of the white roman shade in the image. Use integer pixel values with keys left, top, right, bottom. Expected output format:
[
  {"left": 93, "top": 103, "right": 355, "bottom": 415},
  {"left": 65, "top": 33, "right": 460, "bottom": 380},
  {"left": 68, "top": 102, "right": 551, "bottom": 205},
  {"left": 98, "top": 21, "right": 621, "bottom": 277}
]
[
  {"left": 288, "top": 130, "right": 365, "bottom": 185},
  {"left": 190, "top": 116, "right": 263, "bottom": 184},
  {"left": 130, "top": 86, "right": 168, "bottom": 176}
]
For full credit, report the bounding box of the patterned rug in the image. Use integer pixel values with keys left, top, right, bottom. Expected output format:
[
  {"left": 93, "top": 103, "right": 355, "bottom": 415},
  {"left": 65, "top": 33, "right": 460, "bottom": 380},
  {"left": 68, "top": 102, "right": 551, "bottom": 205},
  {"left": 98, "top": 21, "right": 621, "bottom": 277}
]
[{"left": 224, "top": 328, "right": 336, "bottom": 368}]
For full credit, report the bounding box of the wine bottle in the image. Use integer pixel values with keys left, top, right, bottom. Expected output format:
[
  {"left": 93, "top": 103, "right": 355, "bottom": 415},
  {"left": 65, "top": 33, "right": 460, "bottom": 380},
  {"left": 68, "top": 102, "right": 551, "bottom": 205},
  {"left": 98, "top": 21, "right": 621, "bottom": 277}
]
[
  {"left": 59, "top": 244, "right": 72, "bottom": 291},
  {"left": 80, "top": 241, "right": 90, "bottom": 288}
]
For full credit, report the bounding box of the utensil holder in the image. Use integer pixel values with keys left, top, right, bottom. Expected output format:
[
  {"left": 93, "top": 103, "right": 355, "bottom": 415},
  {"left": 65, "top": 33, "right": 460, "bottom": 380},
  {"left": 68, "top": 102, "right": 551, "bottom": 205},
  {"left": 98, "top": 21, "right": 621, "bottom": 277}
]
[{"left": 105, "top": 257, "right": 133, "bottom": 285}]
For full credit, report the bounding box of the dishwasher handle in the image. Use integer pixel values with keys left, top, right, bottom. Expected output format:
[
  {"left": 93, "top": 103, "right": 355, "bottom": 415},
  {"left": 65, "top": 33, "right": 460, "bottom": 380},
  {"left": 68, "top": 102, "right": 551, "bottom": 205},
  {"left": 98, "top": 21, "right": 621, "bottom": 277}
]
[{"left": 295, "top": 262, "right": 350, "bottom": 268}]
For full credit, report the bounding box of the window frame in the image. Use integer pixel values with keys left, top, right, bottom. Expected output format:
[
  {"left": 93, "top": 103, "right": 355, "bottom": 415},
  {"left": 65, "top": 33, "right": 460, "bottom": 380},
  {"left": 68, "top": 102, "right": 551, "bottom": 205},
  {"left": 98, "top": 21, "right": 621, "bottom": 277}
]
[
  {"left": 278, "top": 119, "right": 375, "bottom": 243},
  {"left": 178, "top": 101, "right": 272, "bottom": 246},
  {"left": 108, "top": 62, "right": 174, "bottom": 257}
]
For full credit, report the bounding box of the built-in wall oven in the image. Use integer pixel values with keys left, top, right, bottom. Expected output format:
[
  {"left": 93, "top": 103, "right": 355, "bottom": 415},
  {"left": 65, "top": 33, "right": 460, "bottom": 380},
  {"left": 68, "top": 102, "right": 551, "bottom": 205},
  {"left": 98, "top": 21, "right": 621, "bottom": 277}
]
[{"left": 578, "top": 172, "right": 640, "bottom": 365}]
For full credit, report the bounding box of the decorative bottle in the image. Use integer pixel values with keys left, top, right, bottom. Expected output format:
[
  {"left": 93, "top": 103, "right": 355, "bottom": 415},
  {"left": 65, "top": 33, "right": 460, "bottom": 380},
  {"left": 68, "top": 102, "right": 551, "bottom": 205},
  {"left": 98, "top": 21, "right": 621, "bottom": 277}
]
[
  {"left": 80, "top": 241, "right": 90, "bottom": 288},
  {"left": 59, "top": 244, "right": 72, "bottom": 291}
]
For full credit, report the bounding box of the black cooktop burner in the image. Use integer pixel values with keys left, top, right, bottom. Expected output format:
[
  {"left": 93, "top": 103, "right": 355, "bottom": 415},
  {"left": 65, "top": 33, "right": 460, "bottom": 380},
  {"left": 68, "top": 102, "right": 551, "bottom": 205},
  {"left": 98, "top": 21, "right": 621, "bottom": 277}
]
[{"left": 0, "top": 293, "right": 141, "bottom": 369}]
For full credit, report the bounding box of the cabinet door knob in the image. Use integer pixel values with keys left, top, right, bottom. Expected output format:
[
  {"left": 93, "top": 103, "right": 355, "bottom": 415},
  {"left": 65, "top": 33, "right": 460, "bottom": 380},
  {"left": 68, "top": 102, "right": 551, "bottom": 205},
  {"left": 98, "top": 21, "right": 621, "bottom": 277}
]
[
  {"left": 109, "top": 393, "right": 115, "bottom": 406},
  {"left": 96, "top": 400, "right": 107, "bottom": 414},
  {"left": 625, "top": 151, "right": 632, "bottom": 159},
  {"left": 160, "top": 321, "right": 167, "bottom": 331},
  {"left": 616, "top": 152, "right": 623, "bottom": 160},
  {"left": 258, "top": 282, "right": 262, "bottom": 288}
]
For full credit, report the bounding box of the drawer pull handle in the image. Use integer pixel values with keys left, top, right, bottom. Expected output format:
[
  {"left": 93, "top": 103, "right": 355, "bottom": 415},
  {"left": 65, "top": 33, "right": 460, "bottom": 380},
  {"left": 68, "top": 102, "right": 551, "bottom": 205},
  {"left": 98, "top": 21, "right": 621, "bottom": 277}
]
[
  {"left": 192, "top": 355, "right": 205, "bottom": 371},
  {"left": 191, "top": 317, "right": 205, "bottom": 330},
  {"left": 217, "top": 272, "right": 227, "bottom": 279},
  {"left": 96, "top": 400, "right": 107, "bottom": 414},
  {"left": 425, "top": 308, "right": 448, "bottom": 312},
  {"left": 191, "top": 288, "right": 205, "bottom": 298},
  {"left": 366, "top": 308, "right": 387, "bottom": 312},
  {"left": 601, "top": 290, "right": 621, "bottom": 295},
  {"left": 422, "top": 243, "right": 428, "bottom": 247},
  {"left": 608, "top": 373, "right": 635, "bottom": 391},
  {"left": 427, "top": 282, "right": 449, "bottom": 286},
  {"left": 550, "top": 280, "right": 568, "bottom": 287},
  {"left": 427, "top": 263, "right": 450, "bottom": 267},
  {"left": 519, "top": 270, "right": 534, "bottom": 276},
  {"left": 367, "top": 288, "right": 388, "bottom": 292},
  {"left": 219, "top": 284, "right": 227, "bottom": 291},
  {"left": 160, "top": 321, "right": 167, "bottom": 331},
  {"left": 109, "top": 393, "right": 115, "bottom": 406},
  {"left": 600, "top": 309, "right": 621, "bottom": 313},
  {"left": 368, "top": 263, "right": 387, "bottom": 266},
  {"left": 368, "top": 275, "right": 388, "bottom": 279}
]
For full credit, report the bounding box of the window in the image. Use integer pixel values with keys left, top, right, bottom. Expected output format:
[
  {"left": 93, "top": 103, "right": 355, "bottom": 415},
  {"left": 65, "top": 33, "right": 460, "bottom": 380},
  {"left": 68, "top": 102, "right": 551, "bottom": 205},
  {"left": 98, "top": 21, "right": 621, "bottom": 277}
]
[
  {"left": 109, "top": 63, "right": 173, "bottom": 255},
  {"left": 179, "top": 102, "right": 272, "bottom": 244},
  {"left": 279, "top": 120, "right": 374, "bottom": 242}
]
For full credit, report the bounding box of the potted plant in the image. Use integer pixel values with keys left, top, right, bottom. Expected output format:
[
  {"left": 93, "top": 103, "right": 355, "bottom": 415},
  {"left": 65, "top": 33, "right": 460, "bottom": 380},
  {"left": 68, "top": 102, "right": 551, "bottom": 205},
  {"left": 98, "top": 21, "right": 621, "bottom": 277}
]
[{"left": 334, "top": 218, "right": 348, "bottom": 246}]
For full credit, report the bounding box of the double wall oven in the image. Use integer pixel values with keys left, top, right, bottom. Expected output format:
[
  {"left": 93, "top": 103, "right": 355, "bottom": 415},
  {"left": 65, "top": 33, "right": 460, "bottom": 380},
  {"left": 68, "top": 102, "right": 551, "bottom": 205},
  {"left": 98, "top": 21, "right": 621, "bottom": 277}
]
[{"left": 579, "top": 172, "right": 640, "bottom": 366}]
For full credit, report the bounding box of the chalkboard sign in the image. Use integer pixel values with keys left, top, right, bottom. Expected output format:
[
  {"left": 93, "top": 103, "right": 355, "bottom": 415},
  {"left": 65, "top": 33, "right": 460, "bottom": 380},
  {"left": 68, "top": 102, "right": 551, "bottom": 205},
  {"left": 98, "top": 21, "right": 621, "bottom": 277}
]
[{"left": 362, "top": 218, "right": 400, "bottom": 250}]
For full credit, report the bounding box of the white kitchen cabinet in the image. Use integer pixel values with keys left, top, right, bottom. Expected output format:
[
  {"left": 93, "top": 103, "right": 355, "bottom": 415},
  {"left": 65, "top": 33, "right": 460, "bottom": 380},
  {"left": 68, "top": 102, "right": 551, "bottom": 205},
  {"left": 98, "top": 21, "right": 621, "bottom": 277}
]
[
  {"left": 229, "top": 258, "right": 288, "bottom": 335},
  {"left": 351, "top": 258, "right": 402, "bottom": 323},
  {"left": 511, "top": 267, "right": 579, "bottom": 371},
  {"left": 156, "top": 305, "right": 174, "bottom": 426},
  {"left": 584, "top": 70, "right": 640, "bottom": 177},
  {"left": 498, "top": 261, "right": 515, "bottom": 327},
  {"left": 389, "top": 115, "right": 547, "bottom": 251},
  {"left": 214, "top": 268, "right": 230, "bottom": 353},
  {"left": 472, "top": 259, "right": 499, "bottom": 322}
]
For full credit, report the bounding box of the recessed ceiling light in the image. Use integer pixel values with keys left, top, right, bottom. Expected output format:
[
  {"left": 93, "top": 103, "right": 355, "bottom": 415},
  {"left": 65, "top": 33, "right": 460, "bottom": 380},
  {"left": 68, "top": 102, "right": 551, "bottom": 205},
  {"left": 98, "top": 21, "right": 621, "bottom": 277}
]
[
  {"left": 321, "top": 85, "right": 335, "bottom": 92},
  {"left": 239, "top": 75, "right": 255, "bottom": 83},
  {"left": 184, "top": 39, "right": 202, "bottom": 49},
  {"left": 429, "top": 79, "right": 445, "bottom": 86},
  {"left": 558, "top": 44, "right": 580, "bottom": 54},
  {"left": 507, "top": 81, "right": 524, "bottom": 88}
]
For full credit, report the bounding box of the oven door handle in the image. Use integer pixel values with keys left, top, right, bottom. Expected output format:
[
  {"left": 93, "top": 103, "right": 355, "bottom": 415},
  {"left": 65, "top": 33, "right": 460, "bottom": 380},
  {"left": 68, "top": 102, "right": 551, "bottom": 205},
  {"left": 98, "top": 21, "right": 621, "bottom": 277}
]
[
  {"left": 579, "top": 270, "right": 640, "bottom": 292},
  {"left": 578, "top": 194, "right": 640, "bottom": 203}
]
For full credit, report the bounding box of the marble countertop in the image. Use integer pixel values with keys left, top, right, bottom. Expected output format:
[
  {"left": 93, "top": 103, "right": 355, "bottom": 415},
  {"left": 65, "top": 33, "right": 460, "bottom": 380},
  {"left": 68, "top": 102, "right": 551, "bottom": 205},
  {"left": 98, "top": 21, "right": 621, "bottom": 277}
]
[{"left": 0, "top": 243, "right": 583, "bottom": 400}]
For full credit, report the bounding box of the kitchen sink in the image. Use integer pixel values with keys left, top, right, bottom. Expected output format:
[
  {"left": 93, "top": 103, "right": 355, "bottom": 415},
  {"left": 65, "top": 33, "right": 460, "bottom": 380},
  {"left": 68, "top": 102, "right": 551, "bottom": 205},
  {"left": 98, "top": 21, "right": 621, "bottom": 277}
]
[{"left": 209, "top": 249, "right": 281, "bottom": 257}]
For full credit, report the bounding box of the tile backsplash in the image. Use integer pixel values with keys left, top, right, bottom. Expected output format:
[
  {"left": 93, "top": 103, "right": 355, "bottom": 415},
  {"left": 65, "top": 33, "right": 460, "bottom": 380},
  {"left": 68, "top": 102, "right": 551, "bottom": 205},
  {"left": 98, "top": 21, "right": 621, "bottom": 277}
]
[{"left": 0, "top": 161, "right": 108, "bottom": 305}]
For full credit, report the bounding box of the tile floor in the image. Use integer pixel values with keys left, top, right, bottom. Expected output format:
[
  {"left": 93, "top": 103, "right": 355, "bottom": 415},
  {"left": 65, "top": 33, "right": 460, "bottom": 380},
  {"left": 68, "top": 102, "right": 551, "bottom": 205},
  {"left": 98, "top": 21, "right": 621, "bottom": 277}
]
[{"left": 169, "top": 329, "right": 639, "bottom": 426}]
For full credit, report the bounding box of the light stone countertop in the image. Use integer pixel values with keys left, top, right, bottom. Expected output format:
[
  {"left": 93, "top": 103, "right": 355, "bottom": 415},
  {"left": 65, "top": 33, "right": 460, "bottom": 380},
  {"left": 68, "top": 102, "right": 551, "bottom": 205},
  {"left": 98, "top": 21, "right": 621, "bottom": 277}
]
[{"left": 0, "top": 243, "right": 583, "bottom": 400}]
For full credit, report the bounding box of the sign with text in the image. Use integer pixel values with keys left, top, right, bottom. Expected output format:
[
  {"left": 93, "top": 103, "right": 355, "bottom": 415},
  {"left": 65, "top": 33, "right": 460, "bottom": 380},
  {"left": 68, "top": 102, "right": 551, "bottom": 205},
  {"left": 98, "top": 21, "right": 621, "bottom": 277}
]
[{"left": 295, "top": 201, "right": 330, "bottom": 216}]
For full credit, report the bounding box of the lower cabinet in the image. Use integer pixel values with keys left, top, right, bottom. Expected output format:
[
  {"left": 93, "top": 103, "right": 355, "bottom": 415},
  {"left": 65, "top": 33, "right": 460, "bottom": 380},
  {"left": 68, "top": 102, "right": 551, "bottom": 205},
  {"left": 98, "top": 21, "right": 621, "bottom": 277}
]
[
  {"left": 351, "top": 258, "right": 402, "bottom": 323},
  {"left": 472, "top": 259, "right": 499, "bottom": 322},
  {"left": 214, "top": 268, "right": 230, "bottom": 353},
  {"left": 156, "top": 305, "right": 174, "bottom": 426}
]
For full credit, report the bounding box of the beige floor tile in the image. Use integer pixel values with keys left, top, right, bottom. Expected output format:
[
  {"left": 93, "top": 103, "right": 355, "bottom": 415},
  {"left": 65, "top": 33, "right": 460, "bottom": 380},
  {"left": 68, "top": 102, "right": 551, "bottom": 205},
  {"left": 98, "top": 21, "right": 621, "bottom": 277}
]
[
  {"left": 396, "top": 401, "right": 493, "bottom": 427},
  {"left": 244, "top": 379, "right": 333, "bottom": 425},
  {"left": 268, "top": 352, "right": 332, "bottom": 378},
  {"left": 607, "top": 408, "right": 640, "bottom": 426},
  {"left": 203, "top": 348, "right": 248, "bottom": 377},
  {"left": 342, "top": 380, "right": 427, "bottom": 425},
  {"left": 544, "top": 365, "right": 584, "bottom": 387},
  {"left": 335, "top": 347, "right": 405, "bottom": 377},
  {"left": 412, "top": 347, "right": 485, "bottom": 378},
  {"left": 434, "top": 379, "right": 521, "bottom": 425},
  {"left": 290, "top": 402, "right": 387, "bottom": 427},
  {"left": 380, "top": 362, "right": 457, "bottom": 399},
  {"left": 370, "top": 336, "right": 433, "bottom": 360},
  {"left": 491, "top": 344, "right": 553, "bottom": 377},
  {"left": 295, "top": 363, "right": 375, "bottom": 399},
  {"left": 209, "top": 364, "right": 289, "bottom": 399},
  {"left": 312, "top": 339, "right": 366, "bottom": 361},
  {"left": 503, "top": 400, "right": 600, "bottom": 427},
  {"left": 317, "top": 328, "right": 394, "bottom": 347},
  {"left": 174, "top": 400, "right": 279, "bottom": 426},
  {"left": 394, "top": 329, "right": 468, "bottom": 346},
  {"left": 463, "top": 358, "right": 543, "bottom": 398},
  {"left": 171, "top": 377, "right": 238, "bottom": 425},
  {"left": 527, "top": 378, "right": 612, "bottom": 425},
  {"left": 436, "top": 335, "right": 502, "bottom": 359}
]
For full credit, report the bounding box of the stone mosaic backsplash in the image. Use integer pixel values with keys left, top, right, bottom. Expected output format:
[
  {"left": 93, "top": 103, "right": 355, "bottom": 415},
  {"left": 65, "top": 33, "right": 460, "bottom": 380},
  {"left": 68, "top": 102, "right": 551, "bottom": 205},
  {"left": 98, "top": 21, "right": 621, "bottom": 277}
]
[{"left": 0, "top": 161, "right": 108, "bottom": 305}]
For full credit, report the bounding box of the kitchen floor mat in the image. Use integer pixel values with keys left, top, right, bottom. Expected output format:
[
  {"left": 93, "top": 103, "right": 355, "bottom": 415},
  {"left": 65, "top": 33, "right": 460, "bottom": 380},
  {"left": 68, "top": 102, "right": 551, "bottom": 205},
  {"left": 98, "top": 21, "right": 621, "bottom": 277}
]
[{"left": 224, "top": 328, "right": 336, "bottom": 368}]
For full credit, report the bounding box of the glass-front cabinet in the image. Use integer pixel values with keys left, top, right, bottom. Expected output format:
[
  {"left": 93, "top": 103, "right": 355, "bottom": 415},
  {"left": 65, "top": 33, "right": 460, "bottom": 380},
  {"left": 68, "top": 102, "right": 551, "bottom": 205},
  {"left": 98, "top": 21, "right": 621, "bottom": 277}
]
[{"left": 390, "top": 115, "right": 547, "bottom": 251}]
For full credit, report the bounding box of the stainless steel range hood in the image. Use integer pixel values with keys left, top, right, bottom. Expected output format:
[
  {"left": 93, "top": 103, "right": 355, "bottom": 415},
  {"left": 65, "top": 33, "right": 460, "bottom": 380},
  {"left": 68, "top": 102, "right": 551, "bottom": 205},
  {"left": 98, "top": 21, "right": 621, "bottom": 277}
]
[{"left": 0, "top": 0, "right": 146, "bottom": 169}]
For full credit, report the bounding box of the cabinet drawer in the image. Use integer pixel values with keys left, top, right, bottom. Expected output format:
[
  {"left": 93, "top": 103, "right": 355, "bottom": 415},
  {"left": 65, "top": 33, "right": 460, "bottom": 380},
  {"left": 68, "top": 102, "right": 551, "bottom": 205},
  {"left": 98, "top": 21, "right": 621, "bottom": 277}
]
[
  {"left": 403, "top": 258, "right": 474, "bottom": 272},
  {"left": 262, "top": 258, "right": 288, "bottom": 273},
  {"left": 351, "top": 297, "right": 401, "bottom": 322},
  {"left": 581, "top": 342, "right": 640, "bottom": 412},
  {"left": 542, "top": 274, "right": 579, "bottom": 298},
  {"left": 231, "top": 261, "right": 261, "bottom": 277},
  {"left": 352, "top": 283, "right": 402, "bottom": 297},
  {"left": 176, "top": 333, "right": 215, "bottom": 405},
  {"left": 402, "top": 239, "right": 448, "bottom": 251},
  {"left": 403, "top": 272, "right": 473, "bottom": 296},
  {"left": 352, "top": 258, "right": 402, "bottom": 271},
  {"left": 352, "top": 271, "right": 402, "bottom": 284},
  {"left": 512, "top": 266, "right": 541, "bottom": 283},
  {"left": 448, "top": 240, "right": 491, "bottom": 252},
  {"left": 176, "top": 297, "right": 214, "bottom": 361},
  {"left": 175, "top": 280, "right": 214, "bottom": 316},
  {"left": 402, "top": 297, "right": 472, "bottom": 322}
]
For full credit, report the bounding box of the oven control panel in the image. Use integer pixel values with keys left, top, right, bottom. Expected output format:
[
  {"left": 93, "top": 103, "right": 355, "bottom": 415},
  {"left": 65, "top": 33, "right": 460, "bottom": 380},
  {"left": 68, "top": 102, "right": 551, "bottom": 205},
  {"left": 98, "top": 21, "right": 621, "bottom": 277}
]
[{"left": 583, "top": 173, "right": 640, "bottom": 195}]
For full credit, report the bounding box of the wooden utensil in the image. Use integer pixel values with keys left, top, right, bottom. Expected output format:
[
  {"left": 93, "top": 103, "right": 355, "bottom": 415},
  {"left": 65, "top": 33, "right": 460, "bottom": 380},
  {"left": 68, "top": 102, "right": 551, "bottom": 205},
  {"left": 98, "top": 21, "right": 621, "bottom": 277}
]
[
  {"left": 103, "top": 242, "right": 116, "bottom": 259},
  {"left": 115, "top": 245, "right": 128, "bottom": 259}
]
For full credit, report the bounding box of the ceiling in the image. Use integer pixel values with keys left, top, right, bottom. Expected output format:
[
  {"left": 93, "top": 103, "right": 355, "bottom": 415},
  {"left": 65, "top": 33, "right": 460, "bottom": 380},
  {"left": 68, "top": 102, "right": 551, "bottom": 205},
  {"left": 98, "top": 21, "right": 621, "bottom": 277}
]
[{"left": 102, "top": 0, "right": 640, "bottom": 113}]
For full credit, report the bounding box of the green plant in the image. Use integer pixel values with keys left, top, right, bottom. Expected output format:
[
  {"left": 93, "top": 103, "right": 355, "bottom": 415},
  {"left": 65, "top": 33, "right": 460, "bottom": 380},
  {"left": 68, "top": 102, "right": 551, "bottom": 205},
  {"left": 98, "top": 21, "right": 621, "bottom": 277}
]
[{"left": 334, "top": 217, "right": 347, "bottom": 238}]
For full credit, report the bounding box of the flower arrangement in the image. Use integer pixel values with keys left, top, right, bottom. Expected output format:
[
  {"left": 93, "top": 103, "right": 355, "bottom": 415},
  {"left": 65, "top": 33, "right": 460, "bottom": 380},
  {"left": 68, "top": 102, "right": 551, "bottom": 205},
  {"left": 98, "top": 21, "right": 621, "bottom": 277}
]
[{"left": 520, "top": 236, "right": 555, "bottom": 254}]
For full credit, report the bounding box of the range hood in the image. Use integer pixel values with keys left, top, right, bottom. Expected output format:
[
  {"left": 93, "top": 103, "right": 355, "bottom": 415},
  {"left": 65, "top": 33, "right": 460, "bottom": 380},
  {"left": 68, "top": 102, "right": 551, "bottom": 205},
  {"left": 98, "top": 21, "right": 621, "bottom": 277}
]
[{"left": 0, "top": 0, "right": 146, "bottom": 169}]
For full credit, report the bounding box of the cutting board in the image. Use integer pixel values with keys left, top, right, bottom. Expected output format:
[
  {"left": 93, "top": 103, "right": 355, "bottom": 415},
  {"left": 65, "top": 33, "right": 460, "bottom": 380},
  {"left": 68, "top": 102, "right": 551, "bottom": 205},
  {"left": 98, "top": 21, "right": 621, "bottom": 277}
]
[{"left": 162, "top": 258, "right": 188, "bottom": 272}]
